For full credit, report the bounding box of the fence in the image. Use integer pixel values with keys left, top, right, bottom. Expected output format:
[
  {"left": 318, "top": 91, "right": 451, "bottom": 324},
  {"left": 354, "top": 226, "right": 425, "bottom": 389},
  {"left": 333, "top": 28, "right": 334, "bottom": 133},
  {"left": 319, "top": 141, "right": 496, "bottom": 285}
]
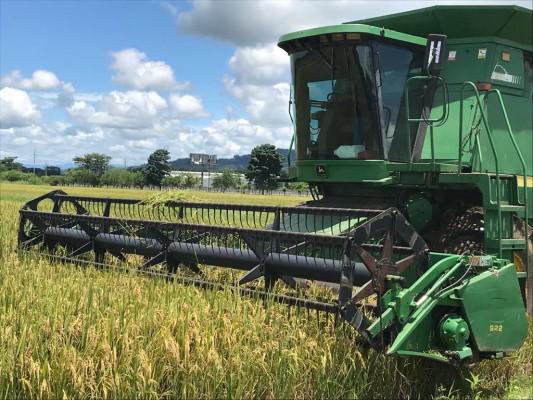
[{"left": 43, "top": 183, "right": 311, "bottom": 197}]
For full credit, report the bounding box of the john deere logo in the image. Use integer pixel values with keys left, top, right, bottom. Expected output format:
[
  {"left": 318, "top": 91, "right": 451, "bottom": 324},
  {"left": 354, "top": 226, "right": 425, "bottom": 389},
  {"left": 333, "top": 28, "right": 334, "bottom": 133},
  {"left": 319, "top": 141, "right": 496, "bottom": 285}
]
[{"left": 316, "top": 165, "right": 327, "bottom": 176}]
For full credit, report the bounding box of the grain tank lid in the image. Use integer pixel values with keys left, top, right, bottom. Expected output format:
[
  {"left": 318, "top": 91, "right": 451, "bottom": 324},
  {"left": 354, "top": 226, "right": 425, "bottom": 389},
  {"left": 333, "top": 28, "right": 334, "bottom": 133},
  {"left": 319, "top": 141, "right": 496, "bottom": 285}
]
[{"left": 347, "top": 5, "right": 533, "bottom": 51}]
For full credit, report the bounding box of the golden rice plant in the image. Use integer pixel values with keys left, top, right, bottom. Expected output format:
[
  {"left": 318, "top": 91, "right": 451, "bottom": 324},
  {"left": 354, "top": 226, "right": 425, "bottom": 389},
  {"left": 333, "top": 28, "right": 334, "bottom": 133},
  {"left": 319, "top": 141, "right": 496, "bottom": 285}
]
[{"left": 0, "top": 183, "right": 531, "bottom": 399}]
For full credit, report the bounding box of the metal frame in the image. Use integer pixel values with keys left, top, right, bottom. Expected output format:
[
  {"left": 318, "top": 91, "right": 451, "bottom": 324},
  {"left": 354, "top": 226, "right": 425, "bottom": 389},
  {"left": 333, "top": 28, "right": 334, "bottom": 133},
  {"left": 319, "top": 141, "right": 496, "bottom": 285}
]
[{"left": 19, "top": 191, "right": 428, "bottom": 341}]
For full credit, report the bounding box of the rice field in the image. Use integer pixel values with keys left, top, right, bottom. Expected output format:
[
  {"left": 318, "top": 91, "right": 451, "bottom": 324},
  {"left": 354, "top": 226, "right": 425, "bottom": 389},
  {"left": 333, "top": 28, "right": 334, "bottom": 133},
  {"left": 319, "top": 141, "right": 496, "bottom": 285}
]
[{"left": 0, "top": 182, "right": 531, "bottom": 399}]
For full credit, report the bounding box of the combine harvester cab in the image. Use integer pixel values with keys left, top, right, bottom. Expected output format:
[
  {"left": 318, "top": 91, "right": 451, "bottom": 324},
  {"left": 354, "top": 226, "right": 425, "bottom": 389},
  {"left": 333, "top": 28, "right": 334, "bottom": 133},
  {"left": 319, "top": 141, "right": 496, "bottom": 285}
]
[{"left": 18, "top": 5, "right": 531, "bottom": 365}]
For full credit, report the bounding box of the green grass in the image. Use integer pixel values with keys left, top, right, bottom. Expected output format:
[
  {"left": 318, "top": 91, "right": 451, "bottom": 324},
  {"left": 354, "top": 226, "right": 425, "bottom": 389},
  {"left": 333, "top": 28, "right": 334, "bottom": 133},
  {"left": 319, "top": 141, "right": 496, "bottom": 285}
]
[{"left": 0, "top": 182, "right": 531, "bottom": 399}]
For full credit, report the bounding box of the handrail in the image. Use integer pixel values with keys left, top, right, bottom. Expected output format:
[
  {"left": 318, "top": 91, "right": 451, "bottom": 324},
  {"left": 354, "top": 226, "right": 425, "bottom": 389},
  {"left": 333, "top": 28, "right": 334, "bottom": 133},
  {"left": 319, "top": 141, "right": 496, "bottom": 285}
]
[
  {"left": 287, "top": 134, "right": 295, "bottom": 168},
  {"left": 485, "top": 89, "right": 529, "bottom": 268},
  {"left": 458, "top": 82, "right": 502, "bottom": 257},
  {"left": 287, "top": 85, "right": 294, "bottom": 169},
  {"left": 404, "top": 75, "right": 449, "bottom": 167}
]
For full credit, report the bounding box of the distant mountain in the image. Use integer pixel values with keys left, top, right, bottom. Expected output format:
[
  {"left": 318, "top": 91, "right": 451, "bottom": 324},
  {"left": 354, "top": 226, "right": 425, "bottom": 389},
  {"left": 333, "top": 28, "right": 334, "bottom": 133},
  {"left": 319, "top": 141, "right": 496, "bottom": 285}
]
[{"left": 169, "top": 149, "right": 295, "bottom": 172}]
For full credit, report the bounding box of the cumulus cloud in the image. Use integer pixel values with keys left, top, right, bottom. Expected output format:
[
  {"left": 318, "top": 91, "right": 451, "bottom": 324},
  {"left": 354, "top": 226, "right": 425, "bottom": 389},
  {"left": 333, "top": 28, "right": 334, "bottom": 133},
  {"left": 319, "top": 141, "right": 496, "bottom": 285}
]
[
  {"left": 1, "top": 69, "right": 78, "bottom": 110},
  {"left": 169, "top": 118, "right": 292, "bottom": 159},
  {"left": 111, "top": 48, "right": 191, "bottom": 91},
  {"left": 67, "top": 90, "right": 168, "bottom": 129},
  {"left": 1, "top": 115, "right": 291, "bottom": 166},
  {"left": 225, "top": 78, "right": 290, "bottom": 128},
  {"left": 228, "top": 45, "right": 288, "bottom": 85},
  {"left": 178, "top": 0, "right": 533, "bottom": 46},
  {"left": 56, "top": 82, "right": 76, "bottom": 107},
  {"left": 177, "top": 0, "right": 406, "bottom": 46},
  {"left": 222, "top": 43, "right": 291, "bottom": 128},
  {"left": 0, "top": 123, "right": 111, "bottom": 165},
  {"left": 169, "top": 94, "right": 209, "bottom": 119},
  {"left": 0, "top": 87, "right": 40, "bottom": 128},
  {"left": 1, "top": 69, "right": 61, "bottom": 90}
]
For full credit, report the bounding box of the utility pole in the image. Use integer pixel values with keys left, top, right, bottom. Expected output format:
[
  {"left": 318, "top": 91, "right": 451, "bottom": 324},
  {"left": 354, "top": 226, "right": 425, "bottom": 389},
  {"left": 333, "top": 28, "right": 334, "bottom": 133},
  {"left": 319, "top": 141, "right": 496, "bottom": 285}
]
[
  {"left": 33, "top": 150, "right": 36, "bottom": 175},
  {"left": 207, "top": 162, "right": 211, "bottom": 190}
]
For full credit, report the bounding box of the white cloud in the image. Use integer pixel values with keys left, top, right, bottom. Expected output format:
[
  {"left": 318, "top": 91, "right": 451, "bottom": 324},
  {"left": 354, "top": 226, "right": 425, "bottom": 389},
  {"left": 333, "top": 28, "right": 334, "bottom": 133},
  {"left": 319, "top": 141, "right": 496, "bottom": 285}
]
[
  {"left": 1, "top": 69, "right": 61, "bottom": 90},
  {"left": 1, "top": 69, "right": 78, "bottom": 110},
  {"left": 2, "top": 115, "right": 292, "bottom": 166},
  {"left": 111, "top": 48, "right": 191, "bottom": 91},
  {"left": 169, "top": 94, "right": 209, "bottom": 119},
  {"left": 0, "top": 123, "right": 109, "bottom": 165},
  {"left": 0, "top": 87, "right": 40, "bottom": 128},
  {"left": 228, "top": 45, "right": 288, "bottom": 85},
  {"left": 168, "top": 118, "right": 292, "bottom": 159},
  {"left": 225, "top": 78, "right": 290, "bottom": 128},
  {"left": 67, "top": 90, "right": 168, "bottom": 130},
  {"left": 221, "top": 43, "right": 291, "bottom": 128},
  {"left": 178, "top": 0, "right": 533, "bottom": 46}
]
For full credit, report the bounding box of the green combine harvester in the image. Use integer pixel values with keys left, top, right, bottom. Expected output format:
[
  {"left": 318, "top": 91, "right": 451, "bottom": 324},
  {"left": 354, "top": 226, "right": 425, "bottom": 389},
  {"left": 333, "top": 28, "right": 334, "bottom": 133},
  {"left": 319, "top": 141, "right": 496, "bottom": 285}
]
[{"left": 18, "top": 5, "right": 532, "bottom": 365}]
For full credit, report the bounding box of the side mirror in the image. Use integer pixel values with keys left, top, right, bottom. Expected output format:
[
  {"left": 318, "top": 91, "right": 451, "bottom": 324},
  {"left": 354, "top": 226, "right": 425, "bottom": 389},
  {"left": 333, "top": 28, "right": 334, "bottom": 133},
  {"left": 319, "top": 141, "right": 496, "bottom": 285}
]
[{"left": 424, "top": 34, "right": 447, "bottom": 77}]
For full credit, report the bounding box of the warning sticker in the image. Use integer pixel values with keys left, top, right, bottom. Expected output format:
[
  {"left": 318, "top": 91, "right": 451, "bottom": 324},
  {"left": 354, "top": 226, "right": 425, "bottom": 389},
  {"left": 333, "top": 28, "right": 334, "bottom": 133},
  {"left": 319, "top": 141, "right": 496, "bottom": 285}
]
[
  {"left": 478, "top": 48, "right": 487, "bottom": 59},
  {"left": 448, "top": 50, "right": 456, "bottom": 61},
  {"left": 491, "top": 64, "right": 521, "bottom": 85}
]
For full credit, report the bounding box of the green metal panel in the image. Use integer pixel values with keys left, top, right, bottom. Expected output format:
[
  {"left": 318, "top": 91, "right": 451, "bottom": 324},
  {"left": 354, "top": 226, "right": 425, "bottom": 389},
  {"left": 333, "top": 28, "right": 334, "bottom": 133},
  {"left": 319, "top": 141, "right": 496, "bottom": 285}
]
[
  {"left": 405, "top": 194, "right": 432, "bottom": 231},
  {"left": 280, "top": 212, "right": 364, "bottom": 235},
  {"left": 490, "top": 45, "right": 525, "bottom": 90},
  {"left": 349, "top": 6, "right": 532, "bottom": 51},
  {"left": 420, "top": 42, "right": 531, "bottom": 169},
  {"left": 460, "top": 263, "right": 528, "bottom": 352},
  {"left": 295, "top": 160, "right": 391, "bottom": 183},
  {"left": 482, "top": 94, "right": 532, "bottom": 177},
  {"left": 278, "top": 24, "right": 426, "bottom": 48},
  {"left": 381, "top": 255, "right": 528, "bottom": 362}
]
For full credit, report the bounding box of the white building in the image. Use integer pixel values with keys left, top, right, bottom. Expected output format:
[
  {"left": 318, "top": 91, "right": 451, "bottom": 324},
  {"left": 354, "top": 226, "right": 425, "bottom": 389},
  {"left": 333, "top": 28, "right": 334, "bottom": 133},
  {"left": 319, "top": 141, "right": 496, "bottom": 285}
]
[{"left": 169, "top": 170, "right": 246, "bottom": 188}]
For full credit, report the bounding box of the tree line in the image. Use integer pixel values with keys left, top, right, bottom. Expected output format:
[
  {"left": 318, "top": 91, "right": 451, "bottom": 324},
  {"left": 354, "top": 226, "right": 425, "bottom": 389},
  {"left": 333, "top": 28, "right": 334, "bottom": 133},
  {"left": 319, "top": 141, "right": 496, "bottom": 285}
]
[{"left": 0, "top": 144, "right": 309, "bottom": 193}]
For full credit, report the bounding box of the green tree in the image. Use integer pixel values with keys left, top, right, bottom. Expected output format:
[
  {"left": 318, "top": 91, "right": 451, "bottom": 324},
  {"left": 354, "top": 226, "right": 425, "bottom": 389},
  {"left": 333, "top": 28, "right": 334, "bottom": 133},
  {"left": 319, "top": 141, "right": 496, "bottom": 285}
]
[
  {"left": 101, "top": 168, "right": 140, "bottom": 187},
  {"left": 181, "top": 172, "right": 201, "bottom": 189},
  {"left": 161, "top": 175, "right": 184, "bottom": 188},
  {"left": 144, "top": 149, "right": 171, "bottom": 187},
  {"left": 0, "top": 170, "right": 32, "bottom": 182},
  {"left": 42, "top": 175, "right": 66, "bottom": 186},
  {"left": 65, "top": 168, "right": 100, "bottom": 186},
  {"left": 72, "top": 153, "right": 111, "bottom": 177},
  {"left": 287, "top": 181, "right": 308, "bottom": 193},
  {"left": 0, "top": 156, "right": 23, "bottom": 171},
  {"left": 212, "top": 168, "right": 240, "bottom": 191},
  {"left": 245, "top": 144, "right": 282, "bottom": 193},
  {"left": 131, "top": 171, "right": 146, "bottom": 188}
]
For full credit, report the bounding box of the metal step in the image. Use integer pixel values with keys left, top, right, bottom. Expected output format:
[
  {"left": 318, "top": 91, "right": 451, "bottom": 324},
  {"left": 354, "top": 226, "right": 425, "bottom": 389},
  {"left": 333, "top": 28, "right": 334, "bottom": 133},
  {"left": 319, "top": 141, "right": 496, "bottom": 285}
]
[
  {"left": 499, "top": 205, "right": 526, "bottom": 215},
  {"left": 501, "top": 240, "right": 527, "bottom": 251},
  {"left": 487, "top": 239, "right": 528, "bottom": 251},
  {"left": 485, "top": 204, "right": 526, "bottom": 216}
]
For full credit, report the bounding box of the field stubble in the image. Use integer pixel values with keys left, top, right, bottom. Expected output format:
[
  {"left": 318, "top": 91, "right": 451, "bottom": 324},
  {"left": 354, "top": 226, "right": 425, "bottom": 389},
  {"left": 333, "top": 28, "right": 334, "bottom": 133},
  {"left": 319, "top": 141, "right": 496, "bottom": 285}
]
[{"left": 0, "top": 183, "right": 531, "bottom": 399}]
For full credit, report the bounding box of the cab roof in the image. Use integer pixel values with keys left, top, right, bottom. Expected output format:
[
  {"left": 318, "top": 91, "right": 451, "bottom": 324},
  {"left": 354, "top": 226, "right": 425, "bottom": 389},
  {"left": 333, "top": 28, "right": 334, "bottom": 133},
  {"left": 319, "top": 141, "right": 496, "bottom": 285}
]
[{"left": 278, "top": 24, "right": 426, "bottom": 51}]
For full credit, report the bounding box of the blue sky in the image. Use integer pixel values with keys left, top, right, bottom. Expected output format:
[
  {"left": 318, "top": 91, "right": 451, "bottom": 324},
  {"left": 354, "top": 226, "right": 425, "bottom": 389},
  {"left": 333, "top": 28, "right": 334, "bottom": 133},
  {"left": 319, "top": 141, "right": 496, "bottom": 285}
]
[
  {"left": 1, "top": 0, "right": 531, "bottom": 167},
  {"left": 1, "top": 1, "right": 236, "bottom": 123}
]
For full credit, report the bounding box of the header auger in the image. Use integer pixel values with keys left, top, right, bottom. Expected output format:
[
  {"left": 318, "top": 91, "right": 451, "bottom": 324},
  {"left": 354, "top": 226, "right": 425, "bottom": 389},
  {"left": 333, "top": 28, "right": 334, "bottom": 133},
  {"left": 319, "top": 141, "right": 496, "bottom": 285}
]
[{"left": 18, "top": 5, "right": 531, "bottom": 365}]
